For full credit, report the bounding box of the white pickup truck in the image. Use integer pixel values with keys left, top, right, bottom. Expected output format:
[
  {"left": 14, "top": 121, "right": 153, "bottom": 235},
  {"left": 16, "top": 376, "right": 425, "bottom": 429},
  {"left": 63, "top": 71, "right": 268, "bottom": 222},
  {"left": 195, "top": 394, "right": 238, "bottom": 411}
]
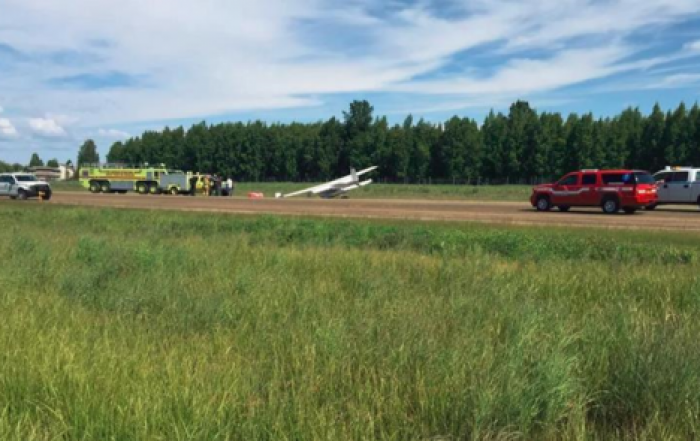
[
  {"left": 0, "top": 173, "right": 52, "bottom": 200},
  {"left": 649, "top": 166, "right": 700, "bottom": 209}
]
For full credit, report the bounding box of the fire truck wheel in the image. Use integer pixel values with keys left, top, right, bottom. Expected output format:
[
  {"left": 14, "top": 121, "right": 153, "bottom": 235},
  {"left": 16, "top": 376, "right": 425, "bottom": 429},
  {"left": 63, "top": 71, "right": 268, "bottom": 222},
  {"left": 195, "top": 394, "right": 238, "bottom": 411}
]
[
  {"left": 149, "top": 184, "right": 160, "bottom": 195},
  {"left": 100, "top": 182, "right": 111, "bottom": 193},
  {"left": 89, "top": 181, "right": 101, "bottom": 193},
  {"left": 535, "top": 195, "right": 551, "bottom": 211},
  {"left": 602, "top": 197, "right": 620, "bottom": 214},
  {"left": 623, "top": 207, "right": 637, "bottom": 214},
  {"left": 136, "top": 183, "right": 148, "bottom": 194},
  {"left": 170, "top": 187, "right": 179, "bottom": 195},
  {"left": 558, "top": 206, "right": 570, "bottom": 212}
]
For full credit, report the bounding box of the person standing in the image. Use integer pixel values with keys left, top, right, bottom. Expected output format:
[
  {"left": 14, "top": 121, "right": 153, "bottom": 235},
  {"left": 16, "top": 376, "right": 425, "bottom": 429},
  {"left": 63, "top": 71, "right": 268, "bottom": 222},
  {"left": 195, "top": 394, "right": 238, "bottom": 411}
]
[
  {"left": 203, "top": 175, "right": 211, "bottom": 196},
  {"left": 227, "top": 177, "right": 234, "bottom": 196},
  {"left": 189, "top": 175, "right": 198, "bottom": 196}
]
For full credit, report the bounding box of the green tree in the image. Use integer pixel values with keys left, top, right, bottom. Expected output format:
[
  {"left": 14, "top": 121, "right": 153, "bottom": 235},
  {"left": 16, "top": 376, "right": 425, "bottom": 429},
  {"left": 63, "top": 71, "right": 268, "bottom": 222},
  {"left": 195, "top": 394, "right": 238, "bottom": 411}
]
[
  {"left": 46, "top": 158, "right": 59, "bottom": 167},
  {"left": 341, "top": 100, "right": 374, "bottom": 172},
  {"left": 77, "top": 139, "right": 100, "bottom": 166},
  {"left": 29, "top": 153, "right": 44, "bottom": 167}
]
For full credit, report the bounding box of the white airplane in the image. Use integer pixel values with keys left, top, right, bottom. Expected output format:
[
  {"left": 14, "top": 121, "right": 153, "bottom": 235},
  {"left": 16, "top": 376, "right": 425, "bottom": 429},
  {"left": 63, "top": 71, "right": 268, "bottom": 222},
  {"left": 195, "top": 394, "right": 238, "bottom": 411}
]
[{"left": 276, "top": 166, "right": 378, "bottom": 199}]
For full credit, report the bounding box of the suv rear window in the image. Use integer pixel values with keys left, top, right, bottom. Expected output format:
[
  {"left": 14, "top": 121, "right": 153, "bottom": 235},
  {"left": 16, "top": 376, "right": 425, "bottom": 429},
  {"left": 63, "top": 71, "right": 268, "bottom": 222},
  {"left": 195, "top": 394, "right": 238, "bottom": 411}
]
[
  {"left": 602, "top": 173, "right": 632, "bottom": 185},
  {"left": 633, "top": 172, "right": 655, "bottom": 184},
  {"left": 671, "top": 172, "right": 689, "bottom": 182},
  {"left": 15, "top": 175, "right": 38, "bottom": 182},
  {"left": 582, "top": 174, "right": 597, "bottom": 185}
]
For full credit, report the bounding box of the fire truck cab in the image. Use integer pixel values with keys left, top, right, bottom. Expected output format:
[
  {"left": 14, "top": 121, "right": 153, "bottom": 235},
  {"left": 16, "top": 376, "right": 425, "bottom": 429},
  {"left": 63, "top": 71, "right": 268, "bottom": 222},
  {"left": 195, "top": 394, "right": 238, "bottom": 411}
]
[{"left": 531, "top": 169, "right": 658, "bottom": 214}]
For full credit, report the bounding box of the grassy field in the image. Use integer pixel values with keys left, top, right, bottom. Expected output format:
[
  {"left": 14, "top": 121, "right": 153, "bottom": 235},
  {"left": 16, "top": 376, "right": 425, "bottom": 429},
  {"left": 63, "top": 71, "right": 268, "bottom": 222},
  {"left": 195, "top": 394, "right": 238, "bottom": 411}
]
[
  {"left": 51, "top": 180, "right": 532, "bottom": 201},
  {"left": 1, "top": 204, "right": 700, "bottom": 440}
]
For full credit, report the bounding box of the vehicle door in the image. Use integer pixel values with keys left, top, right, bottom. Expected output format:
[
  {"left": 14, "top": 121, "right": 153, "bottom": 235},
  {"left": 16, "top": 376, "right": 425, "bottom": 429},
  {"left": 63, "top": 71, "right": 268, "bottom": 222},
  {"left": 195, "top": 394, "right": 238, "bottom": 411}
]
[
  {"left": 668, "top": 171, "right": 692, "bottom": 203},
  {"left": 692, "top": 172, "right": 700, "bottom": 203},
  {"left": 552, "top": 173, "right": 580, "bottom": 205},
  {"left": 653, "top": 172, "right": 671, "bottom": 202},
  {"left": 580, "top": 173, "right": 599, "bottom": 205},
  {"left": 0, "top": 176, "right": 8, "bottom": 195}
]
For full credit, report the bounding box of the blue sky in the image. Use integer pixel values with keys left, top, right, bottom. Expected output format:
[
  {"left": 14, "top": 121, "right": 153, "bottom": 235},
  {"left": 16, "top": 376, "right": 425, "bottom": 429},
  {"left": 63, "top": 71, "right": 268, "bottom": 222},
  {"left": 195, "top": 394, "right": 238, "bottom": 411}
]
[{"left": 1, "top": 0, "right": 700, "bottom": 163}]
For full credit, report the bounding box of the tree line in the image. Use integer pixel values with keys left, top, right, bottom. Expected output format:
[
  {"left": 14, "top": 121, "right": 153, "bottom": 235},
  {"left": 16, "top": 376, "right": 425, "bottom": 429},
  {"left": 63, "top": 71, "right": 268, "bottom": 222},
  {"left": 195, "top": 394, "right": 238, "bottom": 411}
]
[{"left": 66, "top": 100, "right": 700, "bottom": 183}]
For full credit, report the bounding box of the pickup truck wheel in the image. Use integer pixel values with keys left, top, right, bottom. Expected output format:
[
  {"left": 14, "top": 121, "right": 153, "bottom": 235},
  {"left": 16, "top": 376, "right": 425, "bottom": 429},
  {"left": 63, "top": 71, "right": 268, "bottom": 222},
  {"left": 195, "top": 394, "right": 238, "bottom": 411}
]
[
  {"left": 623, "top": 207, "right": 637, "bottom": 214},
  {"left": 10, "top": 196, "right": 17, "bottom": 200},
  {"left": 558, "top": 206, "right": 570, "bottom": 212},
  {"left": 535, "top": 195, "right": 551, "bottom": 212},
  {"left": 602, "top": 197, "right": 620, "bottom": 214},
  {"left": 645, "top": 204, "right": 657, "bottom": 211},
  {"left": 17, "top": 189, "right": 28, "bottom": 200},
  {"left": 41, "top": 190, "right": 52, "bottom": 201},
  {"left": 89, "top": 181, "right": 101, "bottom": 193}
]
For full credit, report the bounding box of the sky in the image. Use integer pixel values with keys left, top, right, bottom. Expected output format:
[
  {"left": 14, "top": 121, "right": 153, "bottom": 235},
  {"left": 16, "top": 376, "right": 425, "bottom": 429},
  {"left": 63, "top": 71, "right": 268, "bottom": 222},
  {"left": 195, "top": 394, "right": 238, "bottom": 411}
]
[{"left": 1, "top": 0, "right": 700, "bottom": 164}]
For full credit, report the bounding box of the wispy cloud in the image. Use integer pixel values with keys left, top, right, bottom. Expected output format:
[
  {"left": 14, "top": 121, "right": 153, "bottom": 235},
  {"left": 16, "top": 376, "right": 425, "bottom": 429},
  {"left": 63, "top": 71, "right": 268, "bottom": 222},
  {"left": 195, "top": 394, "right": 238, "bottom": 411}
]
[
  {"left": 0, "top": 118, "right": 19, "bottom": 140},
  {"left": 0, "top": 0, "right": 699, "bottom": 159},
  {"left": 28, "top": 117, "right": 68, "bottom": 139},
  {"left": 97, "top": 128, "right": 130, "bottom": 138}
]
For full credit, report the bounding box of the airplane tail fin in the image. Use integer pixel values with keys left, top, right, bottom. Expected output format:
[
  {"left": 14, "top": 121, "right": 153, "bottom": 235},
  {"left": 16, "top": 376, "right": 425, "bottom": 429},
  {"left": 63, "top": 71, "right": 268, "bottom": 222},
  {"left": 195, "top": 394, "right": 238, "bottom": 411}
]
[{"left": 359, "top": 179, "right": 372, "bottom": 187}]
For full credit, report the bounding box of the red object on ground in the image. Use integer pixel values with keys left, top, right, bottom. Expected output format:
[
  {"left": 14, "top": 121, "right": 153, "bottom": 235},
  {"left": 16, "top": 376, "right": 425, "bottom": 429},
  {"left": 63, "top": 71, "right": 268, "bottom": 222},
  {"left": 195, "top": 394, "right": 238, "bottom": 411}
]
[{"left": 248, "top": 192, "right": 264, "bottom": 199}]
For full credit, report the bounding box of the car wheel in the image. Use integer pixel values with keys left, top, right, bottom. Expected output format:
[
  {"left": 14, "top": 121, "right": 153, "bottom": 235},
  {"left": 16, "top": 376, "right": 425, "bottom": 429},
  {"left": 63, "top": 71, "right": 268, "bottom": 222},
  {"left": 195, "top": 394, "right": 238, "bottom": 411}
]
[
  {"left": 602, "top": 197, "right": 619, "bottom": 214},
  {"left": 535, "top": 195, "right": 551, "bottom": 211},
  {"left": 17, "top": 189, "right": 28, "bottom": 200},
  {"left": 623, "top": 207, "right": 637, "bottom": 214},
  {"left": 558, "top": 206, "right": 570, "bottom": 212},
  {"left": 645, "top": 204, "right": 657, "bottom": 211}
]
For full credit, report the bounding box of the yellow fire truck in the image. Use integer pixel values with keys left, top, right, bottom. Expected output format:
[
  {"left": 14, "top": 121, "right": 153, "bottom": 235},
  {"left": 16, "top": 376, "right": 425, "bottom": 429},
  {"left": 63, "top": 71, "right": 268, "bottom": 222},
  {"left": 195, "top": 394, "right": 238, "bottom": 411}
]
[{"left": 78, "top": 164, "right": 199, "bottom": 195}]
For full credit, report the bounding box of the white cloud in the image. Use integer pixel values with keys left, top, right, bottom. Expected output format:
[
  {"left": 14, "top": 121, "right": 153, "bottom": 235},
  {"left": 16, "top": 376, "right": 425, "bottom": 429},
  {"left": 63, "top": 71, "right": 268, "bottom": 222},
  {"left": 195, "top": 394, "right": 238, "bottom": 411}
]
[
  {"left": 0, "top": 118, "right": 19, "bottom": 139},
  {"left": 685, "top": 40, "right": 700, "bottom": 52},
  {"left": 98, "top": 128, "right": 129, "bottom": 138},
  {"left": 0, "top": 0, "right": 698, "bottom": 129},
  {"left": 647, "top": 73, "right": 700, "bottom": 89},
  {"left": 28, "top": 117, "right": 67, "bottom": 138}
]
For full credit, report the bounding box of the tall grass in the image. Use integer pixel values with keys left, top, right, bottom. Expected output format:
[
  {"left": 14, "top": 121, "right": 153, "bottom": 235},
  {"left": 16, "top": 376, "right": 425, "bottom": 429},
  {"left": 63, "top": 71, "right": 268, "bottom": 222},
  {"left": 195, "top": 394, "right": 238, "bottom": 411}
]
[{"left": 0, "top": 204, "right": 699, "bottom": 440}]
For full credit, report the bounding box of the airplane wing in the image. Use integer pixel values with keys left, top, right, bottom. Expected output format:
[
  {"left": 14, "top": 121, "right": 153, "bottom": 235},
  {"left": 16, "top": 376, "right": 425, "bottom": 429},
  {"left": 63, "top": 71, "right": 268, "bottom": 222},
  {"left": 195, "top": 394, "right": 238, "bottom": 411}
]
[
  {"left": 355, "top": 166, "right": 378, "bottom": 176},
  {"left": 277, "top": 166, "right": 377, "bottom": 198},
  {"left": 281, "top": 183, "right": 335, "bottom": 198}
]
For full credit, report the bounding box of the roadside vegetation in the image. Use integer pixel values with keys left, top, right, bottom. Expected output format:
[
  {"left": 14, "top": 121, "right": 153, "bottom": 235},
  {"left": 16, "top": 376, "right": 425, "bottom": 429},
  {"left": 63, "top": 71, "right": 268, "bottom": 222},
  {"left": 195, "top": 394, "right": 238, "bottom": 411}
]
[
  {"left": 51, "top": 180, "right": 532, "bottom": 201},
  {"left": 1, "top": 204, "right": 699, "bottom": 440}
]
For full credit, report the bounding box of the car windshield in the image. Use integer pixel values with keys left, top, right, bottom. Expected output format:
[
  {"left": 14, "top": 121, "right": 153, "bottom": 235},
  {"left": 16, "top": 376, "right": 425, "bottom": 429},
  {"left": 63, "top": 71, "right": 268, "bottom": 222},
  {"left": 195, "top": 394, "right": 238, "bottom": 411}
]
[
  {"left": 15, "top": 175, "right": 38, "bottom": 182},
  {"left": 633, "top": 172, "right": 655, "bottom": 184}
]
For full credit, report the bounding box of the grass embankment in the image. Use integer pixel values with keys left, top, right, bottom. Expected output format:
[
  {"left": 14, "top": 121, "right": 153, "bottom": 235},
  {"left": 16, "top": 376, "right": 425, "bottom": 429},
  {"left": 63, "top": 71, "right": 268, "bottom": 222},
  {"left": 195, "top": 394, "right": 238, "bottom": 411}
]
[
  {"left": 52, "top": 180, "right": 532, "bottom": 201},
  {"left": 1, "top": 205, "right": 699, "bottom": 440}
]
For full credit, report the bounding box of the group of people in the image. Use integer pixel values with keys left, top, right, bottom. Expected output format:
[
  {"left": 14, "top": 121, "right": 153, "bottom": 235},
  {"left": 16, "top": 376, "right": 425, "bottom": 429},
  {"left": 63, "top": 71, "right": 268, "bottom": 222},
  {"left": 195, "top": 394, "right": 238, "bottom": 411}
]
[{"left": 189, "top": 174, "right": 235, "bottom": 197}]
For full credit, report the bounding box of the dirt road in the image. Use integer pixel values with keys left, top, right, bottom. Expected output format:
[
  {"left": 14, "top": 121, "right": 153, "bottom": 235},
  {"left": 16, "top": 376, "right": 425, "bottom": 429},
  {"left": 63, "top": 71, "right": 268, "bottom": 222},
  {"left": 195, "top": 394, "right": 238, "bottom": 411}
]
[{"left": 15, "top": 192, "right": 700, "bottom": 231}]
